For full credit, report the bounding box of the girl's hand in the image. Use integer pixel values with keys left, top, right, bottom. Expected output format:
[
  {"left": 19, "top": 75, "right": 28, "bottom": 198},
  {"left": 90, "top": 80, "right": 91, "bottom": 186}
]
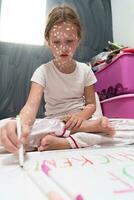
[
  {"left": 64, "top": 114, "right": 83, "bottom": 133},
  {"left": 0, "top": 120, "right": 30, "bottom": 153}
]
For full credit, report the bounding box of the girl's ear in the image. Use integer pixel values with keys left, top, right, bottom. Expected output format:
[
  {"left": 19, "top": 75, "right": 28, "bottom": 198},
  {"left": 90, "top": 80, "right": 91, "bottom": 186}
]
[
  {"left": 77, "top": 37, "right": 81, "bottom": 47},
  {"left": 45, "top": 37, "right": 50, "bottom": 47}
]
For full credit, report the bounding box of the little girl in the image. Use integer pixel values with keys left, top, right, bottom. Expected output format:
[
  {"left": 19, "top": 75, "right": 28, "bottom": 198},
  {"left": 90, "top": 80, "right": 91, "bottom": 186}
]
[{"left": 0, "top": 5, "right": 115, "bottom": 153}]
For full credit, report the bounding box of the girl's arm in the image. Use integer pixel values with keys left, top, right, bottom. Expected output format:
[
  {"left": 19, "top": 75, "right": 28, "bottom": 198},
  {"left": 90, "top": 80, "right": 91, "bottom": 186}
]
[
  {"left": 20, "top": 82, "right": 44, "bottom": 126},
  {"left": 75, "top": 85, "right": 96, "bottom": 120},
  {"left": 19, "top": 82, "right": 44, "bottom": 143},
  {"left": 79, "top": 85, "right": 96, "bottom": 119},
  {"left": 64, "top": 85, "right": 96, "bottom": 131},
  {"left": 0, "top": 82, "right": 44, "bottom": 153}
]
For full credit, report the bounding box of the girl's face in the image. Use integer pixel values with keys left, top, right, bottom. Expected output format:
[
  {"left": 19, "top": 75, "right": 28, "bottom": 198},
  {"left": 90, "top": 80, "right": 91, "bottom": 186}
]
[{"left": 47, "top": 22, "right": 80, "bottom": 65}]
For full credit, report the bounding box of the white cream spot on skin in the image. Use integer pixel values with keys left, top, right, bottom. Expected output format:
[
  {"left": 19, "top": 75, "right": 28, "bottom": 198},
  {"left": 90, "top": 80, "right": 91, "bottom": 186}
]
[
  {"left": 30, "top": 100, "right": 34, "bottom": 104},
  {"left": 27, "top": 119, "right": 32, "bottom": 124},
  {"left": 25, "top": 110, "right": 32, "bottom": 115}
]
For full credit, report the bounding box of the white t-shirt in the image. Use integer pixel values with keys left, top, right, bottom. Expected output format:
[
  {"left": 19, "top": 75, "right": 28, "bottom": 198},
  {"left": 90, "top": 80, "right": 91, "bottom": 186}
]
[{"left": 31, "top": 60, "right": 97, "bottom": 118}]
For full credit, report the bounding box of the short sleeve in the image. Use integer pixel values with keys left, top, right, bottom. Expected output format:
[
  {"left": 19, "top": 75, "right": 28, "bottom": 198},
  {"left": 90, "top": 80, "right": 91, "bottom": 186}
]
[
  {"left": 84, "top": 64, "right": 97, "bottom": 87},
  {"left": 31, "top": 65, "right": 46, "bottom": 88}
]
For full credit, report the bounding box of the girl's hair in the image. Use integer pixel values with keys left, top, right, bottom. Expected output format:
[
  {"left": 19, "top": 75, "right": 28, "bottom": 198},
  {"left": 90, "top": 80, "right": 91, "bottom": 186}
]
[{"left": 45, "top": 6, "right": 82, "bottom": 40}]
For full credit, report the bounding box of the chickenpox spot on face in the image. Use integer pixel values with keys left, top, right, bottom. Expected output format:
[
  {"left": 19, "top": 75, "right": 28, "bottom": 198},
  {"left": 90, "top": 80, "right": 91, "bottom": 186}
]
[
  {"left": 56, "top": 51, "right": 60, "bottom": 55},
  {"left": 70, "top": 53, "right": 73, "bottom": 56}
]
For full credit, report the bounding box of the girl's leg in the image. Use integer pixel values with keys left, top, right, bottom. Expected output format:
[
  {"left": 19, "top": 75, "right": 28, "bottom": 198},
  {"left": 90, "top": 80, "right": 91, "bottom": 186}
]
[
  {"left": 38, "top": 134, "right": 85, "bottom": 150},
  {"left": 37, "top": 130, "right": 115, "bottom": 151},
  {"left": 37, "top": 117, "right": 115, "bottom": 151},
  {"left": 72, "top": 116, "right": 115, "bottom": 136},
  {"left": 66, "top": 132, "right": 115, "bottom": 148}
]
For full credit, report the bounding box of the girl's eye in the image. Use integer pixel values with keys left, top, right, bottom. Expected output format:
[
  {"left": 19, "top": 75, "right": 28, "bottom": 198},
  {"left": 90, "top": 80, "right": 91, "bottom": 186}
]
[
  {"left": 67, "top": 39, "right": 73, "bottom": 43},
  {"left": 53, "top": 41, "right": 60, "bottom": 44}
]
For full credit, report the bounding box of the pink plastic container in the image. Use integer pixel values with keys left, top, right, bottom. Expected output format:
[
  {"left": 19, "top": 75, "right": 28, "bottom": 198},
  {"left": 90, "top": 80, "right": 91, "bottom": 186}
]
[
  {"left": 101, "top": 94, "right": 134, "bottom": 119},
  {"left": 95, "top": 53, "right": 134, "bottom": 100}
]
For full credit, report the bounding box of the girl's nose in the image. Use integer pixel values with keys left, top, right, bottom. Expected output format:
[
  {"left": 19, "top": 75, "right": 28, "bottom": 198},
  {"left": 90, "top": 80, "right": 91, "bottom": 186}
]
[{"left": 61, "top": 44, "right": 68, "bottom": 52}]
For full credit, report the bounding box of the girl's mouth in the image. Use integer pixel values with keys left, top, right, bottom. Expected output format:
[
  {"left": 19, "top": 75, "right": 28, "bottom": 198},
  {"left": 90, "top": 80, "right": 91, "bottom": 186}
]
[{"left": 60, "top": 54, "right": 68, "bottom": 57}]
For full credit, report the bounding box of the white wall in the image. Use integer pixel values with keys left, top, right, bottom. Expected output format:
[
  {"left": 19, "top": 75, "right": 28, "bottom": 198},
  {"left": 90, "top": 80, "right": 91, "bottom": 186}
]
[{"left": 111, "top": 0, "right": 134, "bottom": 47}]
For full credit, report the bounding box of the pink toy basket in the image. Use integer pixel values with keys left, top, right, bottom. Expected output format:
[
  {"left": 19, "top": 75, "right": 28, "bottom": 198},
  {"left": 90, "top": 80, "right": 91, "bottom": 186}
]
[
  {"left": 101, "top": 94, "right": 134, "bottom": 119},
  {"left": 95, "top": 53, "right": 134, "bottom": 100}
]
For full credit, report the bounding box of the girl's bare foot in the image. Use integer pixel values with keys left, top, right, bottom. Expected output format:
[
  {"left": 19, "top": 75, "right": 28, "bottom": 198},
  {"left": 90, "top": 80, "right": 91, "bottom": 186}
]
[
  {"left": 98, "top": 117, "right": 115, "bottom": 136},
  {"left": 38, "top": 134, "right": 71, "bottom": 151}
]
